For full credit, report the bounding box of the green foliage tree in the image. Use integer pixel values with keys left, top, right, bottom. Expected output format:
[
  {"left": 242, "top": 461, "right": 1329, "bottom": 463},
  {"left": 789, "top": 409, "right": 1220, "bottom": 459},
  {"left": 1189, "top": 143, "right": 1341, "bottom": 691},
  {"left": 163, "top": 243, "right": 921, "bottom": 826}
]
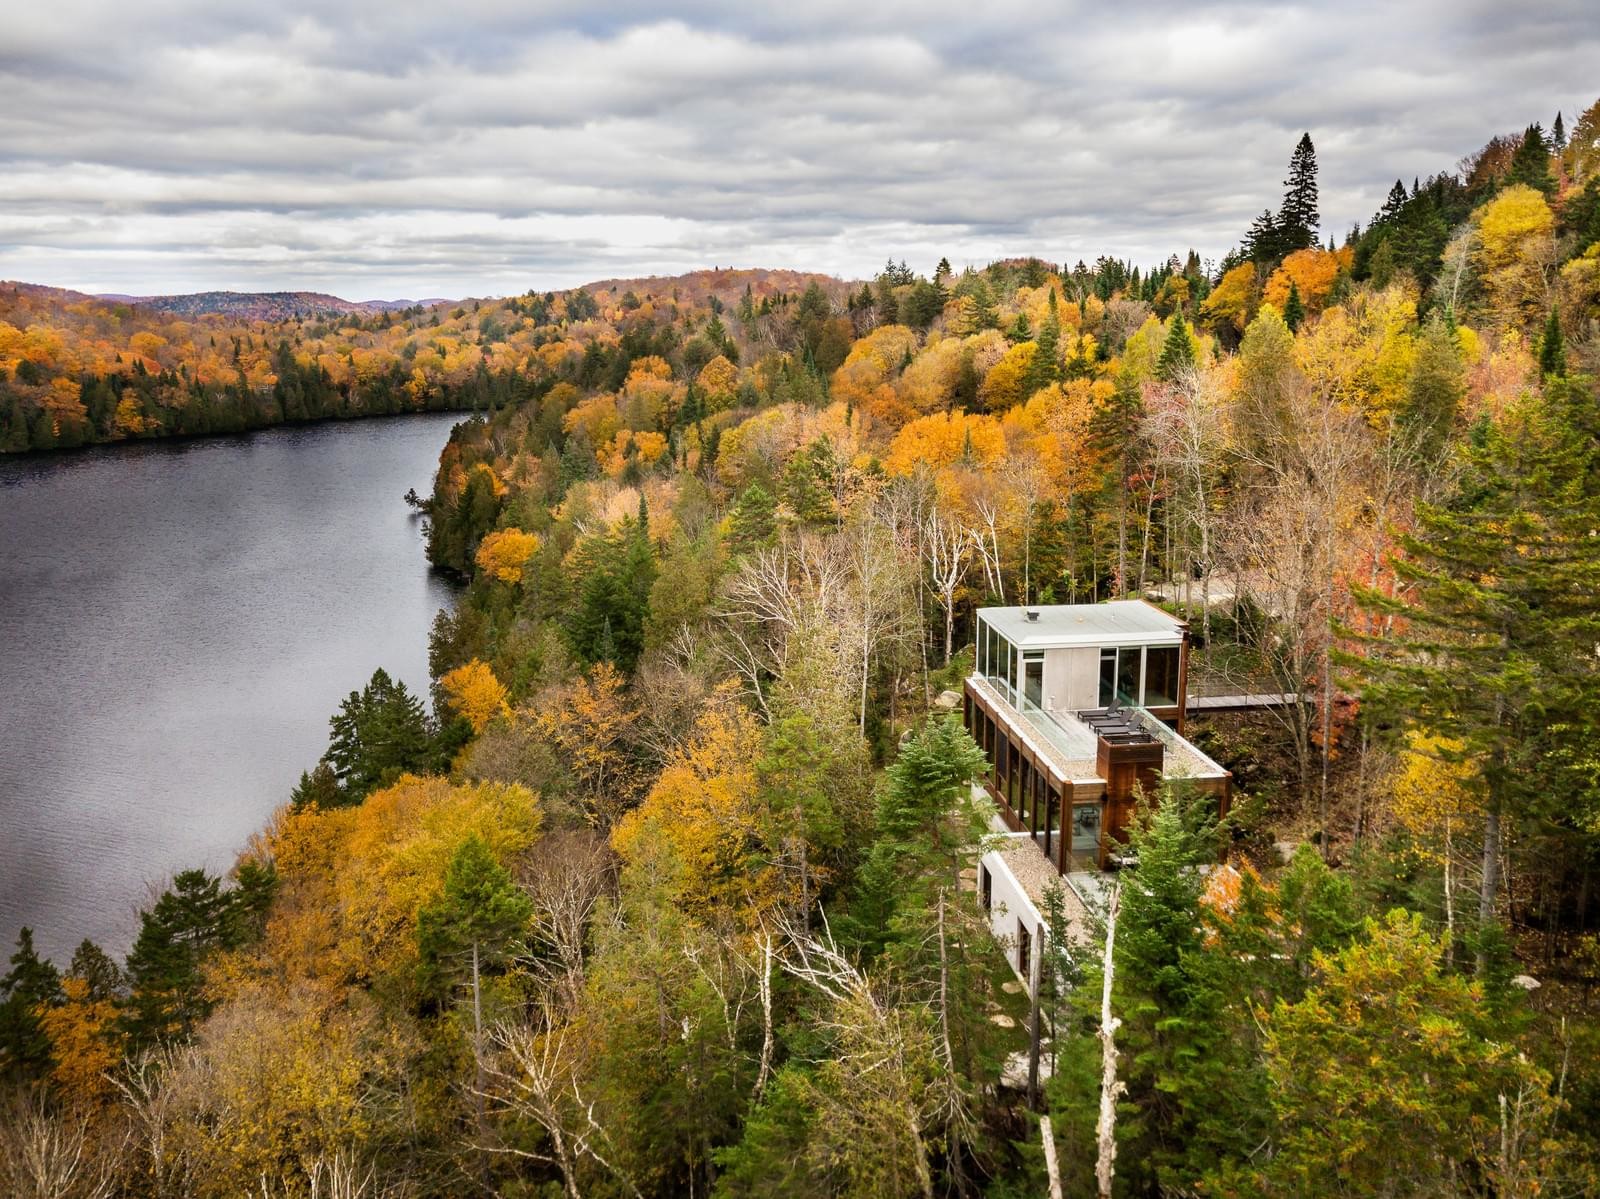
[
  {"left": 1399, "top": 312, "right": 1465, "bottom": 458},
  {"left": 0, "top": 928, "right": 63, "bottom": 1081},
  {"left": 322, "top": 667, "right": 435, "bottom": 801},
  {"left": 416, "top": 834, "right": 533, "bottom": 1007},
  {"left": 566, "top": 515, "right": 657, "bottom": 673},
  {"left": 1539, "top": 305, "right": 1566, "bottom": 378},
  {"left": 1244, "top": 911, "right": 1577, "bottom": 1196},
  {"left": 1155, "top": 313, "right": 1198, "bottom": 381},
  {"left": 1346, "top": 389, "right": 1600, "bottom": 974},
  {"left": 1281, "top": 279, "right": 1305, "bottom": 331},
  {"left": 727, "top": 483, "right": 778, "bottom": 557},
  {"left": 122, "top": 867, "right": 271, "bottom": 1048},
  {"left": 1277, "top": 132, "right": 1321, "bottom": 252}
]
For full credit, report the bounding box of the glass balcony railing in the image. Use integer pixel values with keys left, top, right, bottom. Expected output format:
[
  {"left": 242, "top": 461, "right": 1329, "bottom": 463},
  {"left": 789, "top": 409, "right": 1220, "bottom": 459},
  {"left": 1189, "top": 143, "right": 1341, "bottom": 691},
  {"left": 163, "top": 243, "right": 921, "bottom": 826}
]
[{"left": 979, "top": 672, "right": 1099, "bottom": 763}]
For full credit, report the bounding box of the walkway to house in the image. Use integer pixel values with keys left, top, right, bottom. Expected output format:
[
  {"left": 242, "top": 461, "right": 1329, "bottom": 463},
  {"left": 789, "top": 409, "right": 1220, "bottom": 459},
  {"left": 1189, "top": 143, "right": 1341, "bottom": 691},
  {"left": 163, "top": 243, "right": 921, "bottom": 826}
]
[{"left": 1186, "top": 692, "right": 1308, "bottom": 713}]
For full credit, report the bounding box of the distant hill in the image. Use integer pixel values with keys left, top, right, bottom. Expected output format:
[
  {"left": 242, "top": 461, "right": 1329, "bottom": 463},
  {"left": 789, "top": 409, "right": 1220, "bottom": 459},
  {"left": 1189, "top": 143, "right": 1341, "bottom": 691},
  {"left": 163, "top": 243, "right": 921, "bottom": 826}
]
[{"left": 92, "top": 290, "right": 456, "bottom": 321}]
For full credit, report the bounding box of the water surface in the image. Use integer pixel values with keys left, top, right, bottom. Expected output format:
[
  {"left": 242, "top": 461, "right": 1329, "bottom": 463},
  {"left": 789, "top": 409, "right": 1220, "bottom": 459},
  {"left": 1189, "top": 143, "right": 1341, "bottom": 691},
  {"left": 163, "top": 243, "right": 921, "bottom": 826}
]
[{"left": 0, "top": 416, "right": 460, "bottom": 962}]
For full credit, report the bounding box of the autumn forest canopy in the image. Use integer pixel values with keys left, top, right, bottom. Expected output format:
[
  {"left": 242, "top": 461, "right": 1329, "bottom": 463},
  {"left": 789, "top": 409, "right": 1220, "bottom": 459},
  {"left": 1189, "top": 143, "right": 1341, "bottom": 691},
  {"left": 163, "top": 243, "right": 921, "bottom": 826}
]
[{"left": 5, "top": 102, "right": 1600, "bottom": 1197}]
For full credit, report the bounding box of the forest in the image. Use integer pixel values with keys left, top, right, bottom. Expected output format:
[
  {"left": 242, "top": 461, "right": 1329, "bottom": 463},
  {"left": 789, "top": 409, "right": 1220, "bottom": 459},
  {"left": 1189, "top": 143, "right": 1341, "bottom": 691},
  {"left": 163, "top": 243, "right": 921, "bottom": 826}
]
[{"left": 3, "top": 101, "right": 1600, "bottom": 1197}]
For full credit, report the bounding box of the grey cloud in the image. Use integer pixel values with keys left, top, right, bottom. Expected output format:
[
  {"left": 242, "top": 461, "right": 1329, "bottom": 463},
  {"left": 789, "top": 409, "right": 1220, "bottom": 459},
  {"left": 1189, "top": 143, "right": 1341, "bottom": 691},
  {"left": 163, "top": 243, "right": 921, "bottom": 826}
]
[{"left": 0, "top": 1, "right": 1594, "bottom": 296}]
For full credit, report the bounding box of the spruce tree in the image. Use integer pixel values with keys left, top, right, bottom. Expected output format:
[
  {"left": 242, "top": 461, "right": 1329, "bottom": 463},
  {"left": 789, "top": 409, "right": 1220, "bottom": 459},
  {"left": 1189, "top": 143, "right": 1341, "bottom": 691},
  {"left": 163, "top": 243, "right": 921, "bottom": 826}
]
[
  {"left": 123, "top": 869, "right": 231, "bottom": 1046},
  {"left": 1399, "top": 313, "right": 1464, "bottom": 460},
  {"left": 1281, "top": 280, "right": 1305, "bottom": 332},
  {"left": 727, "top": 483, "right": 777, "bottom": 556},
  {"left": 1539, "top": 306, "right": 1566, "bottom": 378},
  {"left": 1552, "top": 110, "right": 1566, "bottom": 152},
  {"left": 1277, "top": 132, "right": 1320, "bottom": 252},
  {"left": 1344, "top": 390, "right": 1600, "bottom": 974},
  {"left": 1156, "top": 313, "right": 1197, "bottom": 381},
  {"left": 0, "top": 928, "right": 62, "bottom": 1081},
  {"left": 416, "top": 835, "right": 533, "bottom": 1006},
  {"left": 1025, "top": 292, "right": 1063, "bottom": 394},
  {"left": 1506, "top": 123, "right": 1554, "bottom": 195}
]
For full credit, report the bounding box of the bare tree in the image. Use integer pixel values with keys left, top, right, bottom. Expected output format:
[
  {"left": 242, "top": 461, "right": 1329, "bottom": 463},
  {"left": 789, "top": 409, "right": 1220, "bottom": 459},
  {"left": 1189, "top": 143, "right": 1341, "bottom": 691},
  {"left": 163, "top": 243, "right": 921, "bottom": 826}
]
[
  {"left": 0, "top": 1092, "right": 123, "bottom": 1199},
  {"left": 482, "top": 1017, "right": 642, "bottom": 1199},
  {"left": 517, "top": 829, "right": 617, "bottom": 1015},
  {"left": 921, "top": 505, "right": 973, "bottom": 664}
]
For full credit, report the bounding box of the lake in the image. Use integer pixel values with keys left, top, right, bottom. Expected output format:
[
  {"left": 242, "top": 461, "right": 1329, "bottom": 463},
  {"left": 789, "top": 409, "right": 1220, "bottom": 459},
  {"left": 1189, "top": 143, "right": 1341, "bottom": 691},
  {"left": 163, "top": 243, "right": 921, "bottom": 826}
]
[{"left": 0, "top": 415, "right": 462, "bottom": 964}]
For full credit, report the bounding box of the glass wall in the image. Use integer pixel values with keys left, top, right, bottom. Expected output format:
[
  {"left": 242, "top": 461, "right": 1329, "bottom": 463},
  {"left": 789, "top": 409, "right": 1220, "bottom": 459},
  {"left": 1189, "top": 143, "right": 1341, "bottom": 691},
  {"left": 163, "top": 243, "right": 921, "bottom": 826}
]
[
  {"left": 1144, "top": 644, "right": 1181, "bottom": 707},
  {"left": 1072, "top": 802, "right": 1102, "bottom": 861}
]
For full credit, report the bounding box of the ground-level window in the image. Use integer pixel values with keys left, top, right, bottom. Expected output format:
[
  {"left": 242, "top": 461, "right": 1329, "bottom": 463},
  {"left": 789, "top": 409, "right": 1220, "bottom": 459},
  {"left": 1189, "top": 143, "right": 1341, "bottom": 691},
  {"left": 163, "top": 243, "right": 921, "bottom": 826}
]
[
  {"left": 1017, "top": 919, "right": 1031, "bottom": 980},
  {"left": 979, "top": 864, "right": 992, "bottom": 911}
]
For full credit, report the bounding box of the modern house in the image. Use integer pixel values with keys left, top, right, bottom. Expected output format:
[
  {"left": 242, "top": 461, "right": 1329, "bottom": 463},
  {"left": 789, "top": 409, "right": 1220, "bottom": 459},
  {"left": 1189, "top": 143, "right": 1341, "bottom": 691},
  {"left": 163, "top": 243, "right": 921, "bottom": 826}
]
[{"left": 964, "top": 601, "right": 1231, "bottom": 979}]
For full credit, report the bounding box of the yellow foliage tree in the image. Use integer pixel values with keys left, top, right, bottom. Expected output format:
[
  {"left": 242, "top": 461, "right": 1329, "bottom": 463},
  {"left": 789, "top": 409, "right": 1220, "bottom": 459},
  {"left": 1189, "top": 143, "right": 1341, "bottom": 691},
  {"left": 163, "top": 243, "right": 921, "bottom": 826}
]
[
  {"left": 475, "top": 527, "right": 541, "bottom": 584},
  {"left": 440, "top": 659, "right": 510, "bottom": 733},
  {"left": 697, "top": 354, "right": 741, "bottom": 411},
  {"left": 332, "top": 775, "right": 541, "bottom": 978},
  {"left": 830, "top": 325, "right": 920, "bottom": 427},
  {"left": 599, "top": 428, "right": 670, "bottom": 478},
  {"left": 1201, "top": 262, "right": 1258, "bottom": 334},
  {"left": 38, "top": 977, "right": 123, "bottom": 1106},
  {"left": 1473, "top": 184, "right": 1556, "bottom": 332},
  {"left": 611, "top": 692, "right": 783, "bottom": 919},
  {"left": 1263, "top": 247, "right": 1348, "bottom": 314},
  {"left": 883, "top": 411, "right": 1006, "bottom": 476},
  {"left": 978, "top": 341, "right": 1038, "bottom": 411}
]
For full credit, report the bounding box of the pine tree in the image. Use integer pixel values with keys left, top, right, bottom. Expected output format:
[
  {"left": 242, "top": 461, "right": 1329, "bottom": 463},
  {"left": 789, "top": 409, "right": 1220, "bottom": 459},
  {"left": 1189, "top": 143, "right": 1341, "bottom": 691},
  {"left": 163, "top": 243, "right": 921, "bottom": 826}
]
[
  {"left": 728, "top": 483, "right": 777, "bottom": 556},
  {"left": 67, "top": 940, "right": 125, "bottom": 1002},
  {"left": 1539, "top": 306, "right": 1566, "bottom": 378},
  {"left": 1506, "top": 123, "right": 1554, "bottom": 196},
  {"left": 122, "top": 869, "right": 231, "bottom": 1046},
  {"left": 1344, "top": 390, "right": 1600, "bottom": 974},
  {"left": 1277, "top": 132, "right": 1320, "bottom": 252},
  {"left": 1553, "top": 110, "right": 1567, "bottom": 152},
  {"left": 1399, "top": 313, "right": 1464, "bottom": 459},
  {"left": 1156, "top": 313, "right": 1197, "bottom": 381},
  {"left": 0, "top": 928, "right": 62, "bottom": 1081},
  {"left": 323, "top": 668, "right": 434, "bottom": 800},
  {"left": 1281, "top": 280, "right": 1305, "bottom": 332}
]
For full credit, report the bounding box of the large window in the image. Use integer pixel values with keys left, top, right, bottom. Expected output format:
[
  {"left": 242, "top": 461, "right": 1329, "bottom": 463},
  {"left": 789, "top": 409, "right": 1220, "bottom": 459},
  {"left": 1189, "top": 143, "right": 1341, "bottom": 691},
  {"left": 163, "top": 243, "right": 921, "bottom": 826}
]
[
  {"left": 1144, "top": 645, "right": 1181, "bottom": 707},
  {"left": 1023, "top": 653, "right": 1043, "bottom": 708}
]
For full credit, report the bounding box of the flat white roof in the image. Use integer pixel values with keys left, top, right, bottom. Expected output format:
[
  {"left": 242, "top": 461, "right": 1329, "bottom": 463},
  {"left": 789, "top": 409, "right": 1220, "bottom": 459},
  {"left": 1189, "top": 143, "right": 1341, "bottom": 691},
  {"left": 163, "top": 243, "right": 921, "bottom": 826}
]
[{"left": 978, "top": 600, "right": 1185, "bottom": 649}]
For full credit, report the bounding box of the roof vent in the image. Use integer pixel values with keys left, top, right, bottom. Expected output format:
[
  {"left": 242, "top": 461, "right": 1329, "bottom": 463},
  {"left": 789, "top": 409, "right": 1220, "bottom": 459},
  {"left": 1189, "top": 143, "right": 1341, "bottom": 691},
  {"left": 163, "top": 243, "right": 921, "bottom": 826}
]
[{"left": 1024, "top": 608, "right": 1040, "bottom": 622}]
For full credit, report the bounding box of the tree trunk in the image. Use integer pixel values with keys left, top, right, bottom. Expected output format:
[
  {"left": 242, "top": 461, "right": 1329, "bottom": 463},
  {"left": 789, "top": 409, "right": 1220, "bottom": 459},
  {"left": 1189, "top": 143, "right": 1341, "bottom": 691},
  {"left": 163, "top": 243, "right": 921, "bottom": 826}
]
[
  {"left": 1041, "top": 1115, "right": 1064, "bottom": 1199},
  {"left": 1095, "top": 885, "right": 1124, "bottom": 1199},
  {"left": 1478, "top": 800, "right": 1502, "bottom": 977}
]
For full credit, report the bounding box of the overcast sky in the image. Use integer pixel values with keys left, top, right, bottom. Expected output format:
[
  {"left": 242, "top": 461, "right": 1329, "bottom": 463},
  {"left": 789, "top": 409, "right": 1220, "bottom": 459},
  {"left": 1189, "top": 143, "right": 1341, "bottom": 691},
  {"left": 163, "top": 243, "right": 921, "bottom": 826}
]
[{"left": 1, "top": 1, "right": 1594, "bottom": 300}]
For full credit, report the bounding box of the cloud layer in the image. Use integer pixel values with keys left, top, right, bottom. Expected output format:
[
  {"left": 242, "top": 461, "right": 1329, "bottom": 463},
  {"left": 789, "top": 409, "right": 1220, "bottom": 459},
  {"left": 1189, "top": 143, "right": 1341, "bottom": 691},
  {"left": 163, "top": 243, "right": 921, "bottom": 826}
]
[{"left": 2, "top": 1, "right": 1593, "bottom": 297}]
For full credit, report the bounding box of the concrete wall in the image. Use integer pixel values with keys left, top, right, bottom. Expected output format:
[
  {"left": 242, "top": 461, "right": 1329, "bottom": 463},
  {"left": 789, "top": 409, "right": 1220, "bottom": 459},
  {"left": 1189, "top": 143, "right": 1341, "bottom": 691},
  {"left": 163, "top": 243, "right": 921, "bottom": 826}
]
[{"left": 978, "top": 844, "right": 1045, "bottom": 983}]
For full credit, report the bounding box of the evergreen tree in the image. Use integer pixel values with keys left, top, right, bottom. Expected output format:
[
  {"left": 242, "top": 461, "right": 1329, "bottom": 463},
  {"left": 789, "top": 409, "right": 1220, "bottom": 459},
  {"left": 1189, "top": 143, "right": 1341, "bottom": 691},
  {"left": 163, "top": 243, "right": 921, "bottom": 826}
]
[
  {"left": 1155, "top": 313, "right": 1197, "bottom": 381},
  {"left": 289, "top": 760, "right": 341, "bottom": 809},
  {"left": 1399, "top": 313, "right": 1464, "bottom": 459},
  {"left": 1552, "top": 110, "right": 1567, "bottom": 152},
  {"left": 1345, "top": 390, "right": 1600, "bottom": 974},
  {"left": 1282, "top": 279, "right": 1305, "bottom": 331},
  {"left": 122, "top": 869, "right": 229, "bottom": 1046},
  {"left": 727, "top": 483, "right": 778, "bottom": 556},
  {"left": 1506, "top": 123, "right": 1554, "bottom": 195},
  {"left": 1243, "top": 208, "right": 1281, "bottom": 263},
  {"left": 323, "top": 668, "right": 434, "bottom": 801},
  {"left": 1277, "top": 132, "right": 1320, "bottom": 252},
  {"left": 1539, "top": 306, "right": 1566, "bottom": 378},
  {"left": 416, "top": 834, "right": 533, "bottom": 1006},
  {"left": 567, "top": 516, "right": 657, "bottom": 673},
  {"left": 0, "top": 928, "right": 62, "bottom": 1081},
  {"left": 67, "top": 940, "right": 125, "bottom": 1002},
  {"left": 1024, "top": 292, "right": 1063, "bottom": 394}
]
